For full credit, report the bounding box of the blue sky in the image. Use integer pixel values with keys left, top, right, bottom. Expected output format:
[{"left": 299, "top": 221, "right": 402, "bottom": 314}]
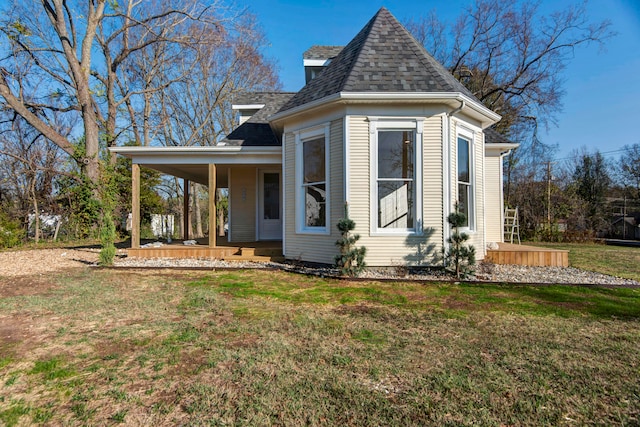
[{"left": 240, "top": 0, "right": 640, "bottom": 160}]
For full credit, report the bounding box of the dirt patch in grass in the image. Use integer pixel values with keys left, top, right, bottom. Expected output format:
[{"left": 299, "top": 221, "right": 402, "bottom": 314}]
[{"left": 0, "top": 276, "right": 57, "bottom": 298}]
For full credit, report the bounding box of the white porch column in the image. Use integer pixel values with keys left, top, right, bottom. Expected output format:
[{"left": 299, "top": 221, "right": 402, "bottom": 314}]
[
  {"left": 131, "top": 163, "right": 140, "bottom": 249},
  {"left": 183, "top": 179, "right": 190, "bottom": 240},
  {"left": 208, "top": 163, "right": 217, "bottom": 248}
]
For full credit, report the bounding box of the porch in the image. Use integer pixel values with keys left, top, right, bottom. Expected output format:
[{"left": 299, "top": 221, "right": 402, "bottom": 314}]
[
  {"left": 485, "top": 243, "right": 569, "bottom": 267},
  {"left": 110, "top": 146, "right": 283, "bottom": 251},
  {"left": 127, "top": 236, "right": 284, "bottom": 262}
]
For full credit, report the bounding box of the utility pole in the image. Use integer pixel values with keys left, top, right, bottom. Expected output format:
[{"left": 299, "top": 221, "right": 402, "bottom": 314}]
[
  {"left": 547, "top": 161, "right": 552, "bottom": 230},
  {"left": 623, "top": 194, "right": 627, "bottom": 240}
]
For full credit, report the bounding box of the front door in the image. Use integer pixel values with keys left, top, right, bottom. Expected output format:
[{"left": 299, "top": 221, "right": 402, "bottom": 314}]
[{"left": 258, "top": 170, "right": 282, "bottom": 240}]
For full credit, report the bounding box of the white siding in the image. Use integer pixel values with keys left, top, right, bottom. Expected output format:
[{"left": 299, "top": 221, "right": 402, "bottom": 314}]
[
  {"left": 229, "top": 166, "right": 256, "bottom": 242},
  {"left": 283, "top": 118, "right": 344, "bottom": 264},
  {"left": 347, "top": 115, "right": 444, "bottom": 267},
  {"left": 484, "top": 156, "right": 503, "bottom": 243}
]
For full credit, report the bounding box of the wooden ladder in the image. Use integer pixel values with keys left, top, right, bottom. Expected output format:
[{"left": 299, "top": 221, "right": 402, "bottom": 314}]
[{"left": 504, "top": 207, "right": 521, "bottom": 244}]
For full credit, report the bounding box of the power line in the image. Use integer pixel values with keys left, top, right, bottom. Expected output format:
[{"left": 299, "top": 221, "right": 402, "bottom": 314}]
[{"left": 553, "top": 148, "right": 628, "bottom": 162}]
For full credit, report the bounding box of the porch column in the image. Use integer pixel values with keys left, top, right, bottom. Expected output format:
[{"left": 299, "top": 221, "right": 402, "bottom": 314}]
[
  {"left": 183, "top": 179, "right": 190, "bottom": 240},
  {"left": 131, "top": 163, "right": 140, "bottom": 249},
  {"left": 208, "top": 163, "right": 216, "bottom": 248}
]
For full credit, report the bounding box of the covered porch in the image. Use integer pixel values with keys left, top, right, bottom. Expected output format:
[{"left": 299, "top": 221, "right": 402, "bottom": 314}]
[{"left": 110, "top": 146, "right": 283, "bottom": 255}]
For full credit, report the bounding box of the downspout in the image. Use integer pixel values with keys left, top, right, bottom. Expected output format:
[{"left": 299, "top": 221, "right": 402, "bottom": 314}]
[
  {"left": 498, "top": 148, "right": 513, "bottom": 244},
  {"left": 443, "top": 100, "right": 465, "bottom": 263},
  {"left": 281, "top": 131, "right": 286, "bottom": 258}
]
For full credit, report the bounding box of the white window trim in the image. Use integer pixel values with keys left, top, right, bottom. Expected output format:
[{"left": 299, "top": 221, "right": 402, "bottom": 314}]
[
  {"left": 295, "top": 123, "right": 331, "bottom": 235},
  {"left": 369, "top": 117, "right": 423, "bottom": 236},
  {"left": 456, "top": 125, "right": 475, "bottom": 232}
]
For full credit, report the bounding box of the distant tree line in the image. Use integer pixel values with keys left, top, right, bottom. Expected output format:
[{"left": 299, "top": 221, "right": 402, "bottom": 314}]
[{"left": 506, "top": 145, "right": 640, "bottom": 241}]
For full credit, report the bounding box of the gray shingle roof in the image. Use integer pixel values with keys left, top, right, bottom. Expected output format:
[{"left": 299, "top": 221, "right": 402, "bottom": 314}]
[
  {"left": 484, "top": 127, "right": 515, "bottom": 144},
  {"left": 222, "top": 92, "right": 294, "bottom": 146},
  {"left": 279, "top": 7, "right": 479, "bottom": 113},
  {"left": 303, "top": 45, "right": 344, "bottom": 60}
]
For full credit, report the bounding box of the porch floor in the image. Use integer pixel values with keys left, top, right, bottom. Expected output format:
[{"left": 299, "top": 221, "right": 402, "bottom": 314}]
[
  {"left": 485, "top": 243, "right": 569, "bottom": 267},
  {"left": 127, "top": 235, "right": 283, "bottom": 262}
]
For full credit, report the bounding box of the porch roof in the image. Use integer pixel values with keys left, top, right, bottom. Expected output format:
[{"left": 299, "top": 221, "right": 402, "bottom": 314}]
[{"left": 110, "top": 145, "right": 281, "bottom": 185}]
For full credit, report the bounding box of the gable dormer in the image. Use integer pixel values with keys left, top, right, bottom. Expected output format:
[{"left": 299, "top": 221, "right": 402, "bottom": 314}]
[
  {"left": 303, "top": 45, "right": 343, "bottom": 84},
  {"left": 232, "top": 103, "right": 265, "bottom": 126}
]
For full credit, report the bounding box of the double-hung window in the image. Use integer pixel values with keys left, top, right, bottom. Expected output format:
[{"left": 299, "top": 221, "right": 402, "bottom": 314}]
[
  {"left": 296, "top": 124, "right": 330, "bottom": 233},
  {"left": 457, "top": 131, "right": 473, "bottom": 229},
  {"left": 370, "top": 118, "right": 422, "bottom": 234}
]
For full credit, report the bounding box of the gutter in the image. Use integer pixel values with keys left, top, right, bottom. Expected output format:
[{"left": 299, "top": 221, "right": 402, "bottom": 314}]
[{"left": 269, "top": 92, "right": 500, "bottom": 126}]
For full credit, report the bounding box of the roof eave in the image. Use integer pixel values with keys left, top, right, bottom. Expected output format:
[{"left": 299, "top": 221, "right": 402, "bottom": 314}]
[
  {"left": 270, "top": 92, "right": 501, "bottom": 127},
  {"left": 109, "top": 145, "right": 282, "bottom": 162},
  {"left": 485, "top": 142, "right": 520, "bottom": 155}
]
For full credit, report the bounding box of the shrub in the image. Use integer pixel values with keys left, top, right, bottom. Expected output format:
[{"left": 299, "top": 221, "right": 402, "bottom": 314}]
[
  {"left": 334, "top": 204, "right": 366, "bottom": 276},
  {"left": 99, "top": 162, "right": 118, "bottom": 266},
  {"left": 444, "top": 205, "right": 476, "bottom": 279},
  {"left": 99, "top": 211, "right": 117, "bottom": 266},
  {"left": 0, "top": 213, "right": 25, "bottom": 248}
]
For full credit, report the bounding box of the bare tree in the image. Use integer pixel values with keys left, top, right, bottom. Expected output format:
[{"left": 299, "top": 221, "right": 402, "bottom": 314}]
[
  {"left": 0, "top": 114, "right": 72, "bottom": 240},
  {"left": 157, "top": 12, "right": 280, "bottom": 237},
  {"left": 0, "top": 0, "right": 225, "bottom": 184},
  {"left": 617, "top": 143, "right": 640, "bottom": 200},
  {"left": 407, "top": 1, "right": 613, "bottom": 239},
  {"left": 408, "top": 0, "right": 612, "bottom": 135}
]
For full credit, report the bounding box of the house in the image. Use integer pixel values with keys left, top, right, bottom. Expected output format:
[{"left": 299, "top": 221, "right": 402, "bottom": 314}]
[
  {"left": 610, "top": 213, "right": 640, "bottom": 240},
  {"left": 112, "top": 7, "right": 519, "bottom": 266}
]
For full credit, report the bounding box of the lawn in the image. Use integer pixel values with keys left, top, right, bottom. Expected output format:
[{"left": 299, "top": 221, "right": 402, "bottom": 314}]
[
  {"left": 0, "top": 268, "right": 638, "bottom": 426},
  {"left": 528, "top": 242, "right": 640, "bottom": 281}
]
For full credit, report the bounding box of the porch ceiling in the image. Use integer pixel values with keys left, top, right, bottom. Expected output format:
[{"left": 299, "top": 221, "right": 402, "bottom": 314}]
[
  {"left": 143, "top": 163, "right": 226, "bottom": 186},
  {"left": 110, "top": 146, "right": 282, "bottom": 186}
]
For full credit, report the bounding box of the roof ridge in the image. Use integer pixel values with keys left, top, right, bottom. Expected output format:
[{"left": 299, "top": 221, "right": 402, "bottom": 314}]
[
  {"left": 377, "top": 8, "right": 474, "bottom": 96},
  {"left": 333, "top": 9, "right": 383, "bottom": 97},
  {"left": 340, "top": 8, "right": 387, "bottom": 92}
]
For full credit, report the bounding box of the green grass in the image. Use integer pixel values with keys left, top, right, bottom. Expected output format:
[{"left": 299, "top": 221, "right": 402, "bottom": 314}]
[
  {"left": 29, "top": 357, "right": 76, "bottom": 381},
  {"left": 0, "top": 265, "right": 638, "bottom": 425},
  {"left": 528, "top": 242, "right": 640, "bottom": 281}
]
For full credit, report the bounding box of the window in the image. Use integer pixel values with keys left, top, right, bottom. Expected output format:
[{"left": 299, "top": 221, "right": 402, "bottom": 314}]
[
  {"left": 370, "top": 118, "right": 422, "bottom": 234},
  {"left": 303, "top": 137, "right": 326, "bottom": 227},
  {"left": 263, "top": 172, "right": 280, "bottom": 220},
  {"left": 378, "top": 130, "right": 415, "bottom": 229},
  {"left": 457, "top": 134, "right": 473, "bottom": 228},
  {"left": 296, "top": 124, "right": 330, "bottom": 233}
]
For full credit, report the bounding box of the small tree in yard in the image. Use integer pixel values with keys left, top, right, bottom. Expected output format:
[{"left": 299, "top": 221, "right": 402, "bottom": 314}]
[
  {"left": 335, "top": 204, "right": 366, "bottom": 277},
  {"left": 444, "top": 204, "right": 476, "bottom": 279},
  {"left": 98, "top": 162, "right": 117, "bottom": 266}
]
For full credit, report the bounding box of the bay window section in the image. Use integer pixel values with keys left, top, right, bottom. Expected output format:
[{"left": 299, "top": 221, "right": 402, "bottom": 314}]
[
  {"left": 457, "top": 135, "right": 472, "bottom": 228},
  {"left": 378, "top": 130, "right": 415, "bottom": 229},
  {"left": 369, "top": 117, "right": 422, "bottom": 235},
  {"left": 296, "top": 123, "right": 330, "bottom": 234},
  {"left": 303, "top": 137, "right": 326, "bottom": 227}
]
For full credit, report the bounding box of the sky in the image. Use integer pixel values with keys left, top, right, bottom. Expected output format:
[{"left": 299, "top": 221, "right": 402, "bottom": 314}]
[{"left": 238, "top": 0, "right": 640, "bottom": 161}]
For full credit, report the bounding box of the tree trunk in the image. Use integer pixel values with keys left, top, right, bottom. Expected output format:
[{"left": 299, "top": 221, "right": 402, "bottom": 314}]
[
  {"left": 30, "top": 175, "right": 40, "bottom": 243},
  {"left": 53, "top": 218, "right": 61, "bottom": 242},
  {"left": 173, "top": 177, "right": 184, "bottom": 239}
]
